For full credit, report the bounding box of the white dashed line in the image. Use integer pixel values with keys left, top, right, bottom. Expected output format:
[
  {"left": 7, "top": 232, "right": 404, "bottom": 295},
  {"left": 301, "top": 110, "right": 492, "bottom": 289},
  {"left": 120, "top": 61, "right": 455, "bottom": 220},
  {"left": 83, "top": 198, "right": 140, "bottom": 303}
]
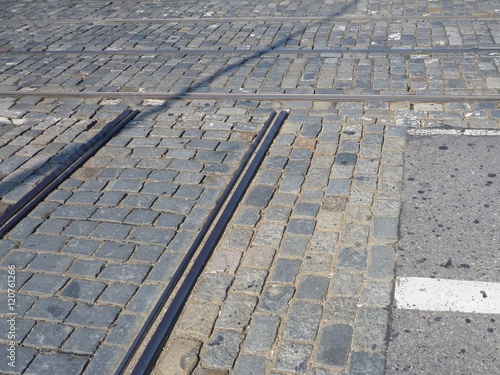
[{"left": 395, "top": 277, "right": 500, "bottom": 314}]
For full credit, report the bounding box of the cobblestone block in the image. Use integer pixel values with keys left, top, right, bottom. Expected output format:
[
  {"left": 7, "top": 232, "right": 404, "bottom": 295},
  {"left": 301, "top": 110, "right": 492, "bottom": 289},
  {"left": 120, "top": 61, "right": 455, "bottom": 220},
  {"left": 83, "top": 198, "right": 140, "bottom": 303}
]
[
  {"left": 266, "top": 206, "right": 292, "bottom": 223},
  {"left": 25, "top": 297, "right": 75, "bottom": 321},
  {"left": 279, "top": 235, "right": 308, "bottom": 257},
  {"left": 296, "top": 275, "right": 329, "bottom": 301},
  {"left": 95, "top": 242, "right": 135, "bottom": 261},
  {"left": 98, "top": 283, "right": 137, "bottom": 306},
  {"left": 234, "top": 207, "right": 261, "bottom": 227},
  {"left": 368, "top": 245, "right": 395, "bottom": 279},
  {"left": 36, "top": 219, "right": 69, "bottom": 236},
  {"left": 339, "top": 248, "right": 367, "bottom": 270},
  {"left": 66, "top": 191, "right": 101, "bottom": 205},
  {"left": 24, "top": 322, "right": 73, "bottom": 349},
  {"left": 287, "top": 218, "right": 316, "bottom": 236},
  {"left": 51, "top": 205, "right": 96, "bottom": 220},
  {"left": 5, "top": 218, "right": 42, "bottom": 241},
  {"left": 372, "top": 217, "right": 399, "bottom": 242},
  {"left": 63, "top": 327, "right": 106, "bottom": 354},
  {"left": 126, "top": 283, "right": 162, "bottom": 313},
  {"left": 99, "top": 263, "right": 151, "bottom": 284},
  {"left": 176, "top": 302, "right": 220, "bottom": 338},
  {"left": 25, "top": 352, "right": 88, "bottom": 375},
  {"left": 0, "top": 317, "right": 35, "bottom": 343},
  {"left": 352, "top": 308, "right": 389, "bottom": 352},
  {"left": 130, "top": 244, "right": 163, "bottom": 263},
  {"left": 326, "top": 179, "right": 351, "bottom": 196},
  {"left": 62, "top": 221, "right": 98, "bottom": 237},
  {"left": 201, "top": 331, "right": 244, "bottom": 369},
  {"left": 0, "top": 344, "right": 37, "bottom": 374},
  {"left": 65, "top": 303, "right": 120, "bottom": 328},
  {"left": 271, "top": 258, "right": 301, "bottom": 283},
  {"left": 121, "top": 194, "right": 156, "bottom": 208},
  {"left": 146, "top": 252, "right": 184, "bottom": 281},
  {"left": 316, "top": 324, "right": 353, "bottom": 367},
  {"left": 284, "top": 302, "right": 323, "bottom": 341},
  {"left": 153, "top": 197, "right": 195, "bottom": 214},
  {"left": 128, "top": 227, "right": 176, "bottom": 245},
  {"left": 61, "top": 238, "right": 100, "bottom": 256},
  {"left": 83, "top": 345, "right": 125, "bottom": 375},
  {"left": 106, "top": 313, "right": 142, "bottom": 345},
  {"left": 233, "top": 356, "right": 266, "bottom": 375},
  {"left": 105, "top": 179, "right": 143, "bottom": 192},
  {"left": 231, "top": 269, "right": 267, "bottom": 294},
  {"left": 360, "top": 281, "right": 392, "bottom": 308},
  {"left": 156, "top": 338, "right": 201, "bottom": 375},
  {"left": 26, "top": 253, "right": 74, "bottom": 272},
  {"left": 20, "top": 234, "right": 67, "bottom": 252},
  {"left": 60, "top": 279, "right": 106, "bottom": 302},
  {"left": 279, "top": 175, "right": 305, "bottom": 194},
  {"left": 244, "top": 185, "right": 276, "bottom": 208},
  {"left": 275, "top": 342, "right": 313, "bottom": 373},
  {"left": 241, "top": 314, "right": 280, "bottom": 354},
  {"left": 175, "top": 185, "right": 204, "bottom": 200},
  {"left": 257, "top": 285, "right": 295, "bottom": 314},
  {"left": 155, "top": 212, "right": 185, "bottom": 229},
  {"left": 22, "top": 274, "right": 68, "bottom": 295},
  {"left": 240, "top": 246, "right": 275, "bottom": 270},
  {"left": 325, "top": 297, "right": 358, "bottom": 324},
  {"left": 349, "top": 352, "right": 385, "bottom": 375},
  {"left": 331, "top": 271, "right": 364, "bottom": 297},
  {"left": 92, "top": 223, "right": 133, "bottom": 240},
  {"left": 194, "top": 274, "right": 233, "bottom": 303},
  {"left": 91, "top": 207, "right": 131, "bottom": 222},
  {"left": 96, "top": 192, "right": 125, "bottom": 206},
  {"left": 0, "top": 251, "right": 36, "bottom": 268},
  {"left": 215, "top": 294, "right": 257, "bottom": 331},
  {"left": 252, "top": 224, "right": 285, "bottom": 248}
]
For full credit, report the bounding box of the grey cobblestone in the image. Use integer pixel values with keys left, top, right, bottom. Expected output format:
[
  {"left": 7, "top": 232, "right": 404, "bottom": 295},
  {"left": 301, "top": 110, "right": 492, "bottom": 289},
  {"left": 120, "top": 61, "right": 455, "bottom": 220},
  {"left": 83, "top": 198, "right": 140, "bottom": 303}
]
[
  {"left": 284, "top": 302, "right": 323, "bottom": 341},
  {"left": 201, "top": 331, "right": 244, "bottom": 369},
  {"left": 215, "top": 294, "right": 257, "bottom": 332},
  {"left": 242, "top": 315, "right": 280, "bottom": 354},
  {"left": 63, "top": 327, "right": 106, "bottom": 354},
  {"left": 60, "top": 279, "right": 106, "bottom": 302},
  {"left": 25, "top": 353, "right": 88, "bottom": 375},
  {"left": 275, "top": 342, "right": 313, "bottom": 373},
  {"left": 24, "top": 322, "right": 73, "bottom": 349},
  {"left": 65, "top": 303, "right": 120, "bottom": 328},
  {"left": 316, "top": 325, "right": 353, "bottom": 367},
  {"left": 25, "top": 297, "right": 75, "bottom": 321},
  {"left": 22, "top": 274, "right": 68, "bottom": 295}
]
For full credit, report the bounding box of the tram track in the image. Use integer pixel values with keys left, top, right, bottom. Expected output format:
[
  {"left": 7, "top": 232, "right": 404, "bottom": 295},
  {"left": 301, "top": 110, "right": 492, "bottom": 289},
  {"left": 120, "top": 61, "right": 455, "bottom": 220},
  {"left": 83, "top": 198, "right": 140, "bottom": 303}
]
[
  {"left": 1, "top": 47, "right": 499, "bottom": 56},
  {"left": 0, "top": 91, "right": 499, "bottom": 102},
  {"left": 1, "top": 14, "right": 499, "bottom": 25}
]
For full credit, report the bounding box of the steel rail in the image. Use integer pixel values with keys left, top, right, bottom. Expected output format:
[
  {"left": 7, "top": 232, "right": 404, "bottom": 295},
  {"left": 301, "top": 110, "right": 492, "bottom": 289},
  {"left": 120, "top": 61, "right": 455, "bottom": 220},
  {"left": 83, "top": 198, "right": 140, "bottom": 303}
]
[
  {"left": 129, "top": 109, "right": 289, "bottom": 375},
  {"left": 1, "top": 47, "right": 499, "bottom": 56},
  {"left": 0, "top": 108, "right": 140, "bottom": 238},
  {"left": 114, "top": 110, "right": 278, "bottom": 375},
  {"left": 0, "top": 91, "right": 499, "bottom": 102},
  {"left": 1, "top": 14, "right": 498, "bottom": 25}
]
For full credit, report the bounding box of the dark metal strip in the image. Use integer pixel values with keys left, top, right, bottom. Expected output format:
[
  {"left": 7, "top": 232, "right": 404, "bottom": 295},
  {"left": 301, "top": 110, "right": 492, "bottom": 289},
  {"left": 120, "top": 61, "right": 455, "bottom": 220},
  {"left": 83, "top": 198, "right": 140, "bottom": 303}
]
[
  {"left": 1, "top": 14, "right": 498, "bottom": 24},
  {"left": 0, "top": 91, "right": 499, "bottom": 102},
  {"left": 114, "top": 110, "right": 278, "bottom": 375},
  {"left": 0, "top": 109, "right": 140, "bottom": 238},
  {"left": 129, "top": 109, "right": 289, "bottom": 375},
  {"left": 2, "top": 47, "right": 499, "bottom": 56}
]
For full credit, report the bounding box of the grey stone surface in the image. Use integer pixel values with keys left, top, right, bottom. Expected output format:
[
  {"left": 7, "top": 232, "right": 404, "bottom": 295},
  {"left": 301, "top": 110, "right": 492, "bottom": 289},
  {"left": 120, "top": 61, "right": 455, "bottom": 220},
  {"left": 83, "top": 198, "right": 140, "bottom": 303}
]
[
  {"left": 316, "top": 325, "right": 353, "bottom": 367},
  {"left": 201, "top": 331, "right": 244, "bottom": 369},
  {"left": 24, "top": 353, "right": 88, "bottom": 375}
]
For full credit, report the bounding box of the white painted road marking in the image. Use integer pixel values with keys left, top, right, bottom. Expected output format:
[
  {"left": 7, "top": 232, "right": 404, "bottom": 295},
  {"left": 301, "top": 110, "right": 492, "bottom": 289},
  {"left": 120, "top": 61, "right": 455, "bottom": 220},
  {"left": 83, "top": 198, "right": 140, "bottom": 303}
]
[
  {"left": 408, "top": 128, "right": 500, "bottom": 136},
  {"left": 395, "top": 277, "right": 500, "bottom": 314}
]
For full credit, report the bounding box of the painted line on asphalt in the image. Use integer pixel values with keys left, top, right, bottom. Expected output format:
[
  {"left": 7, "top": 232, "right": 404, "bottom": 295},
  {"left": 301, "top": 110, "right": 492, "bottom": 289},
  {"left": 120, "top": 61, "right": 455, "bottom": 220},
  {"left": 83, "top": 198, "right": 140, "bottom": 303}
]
[
  {"left": 408, "top": 128, "right": 500, "bottom": 136},
  {"left": 395, "top": 277, "right": 500, "bottom": 314}
]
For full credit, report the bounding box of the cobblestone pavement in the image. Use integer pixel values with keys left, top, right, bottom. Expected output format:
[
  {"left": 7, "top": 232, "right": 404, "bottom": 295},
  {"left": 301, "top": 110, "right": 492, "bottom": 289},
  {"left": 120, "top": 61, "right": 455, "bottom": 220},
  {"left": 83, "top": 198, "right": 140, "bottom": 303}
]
[{"left": 0, "top": 0, "right": 498, "bottom": 374}]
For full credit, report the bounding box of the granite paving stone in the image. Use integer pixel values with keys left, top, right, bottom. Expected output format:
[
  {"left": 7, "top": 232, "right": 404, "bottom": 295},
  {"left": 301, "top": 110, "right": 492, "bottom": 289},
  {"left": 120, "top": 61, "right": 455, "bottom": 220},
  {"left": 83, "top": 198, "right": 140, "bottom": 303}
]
[{"left": 3, "top": 0, "right": 495, "bottom": 373}]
